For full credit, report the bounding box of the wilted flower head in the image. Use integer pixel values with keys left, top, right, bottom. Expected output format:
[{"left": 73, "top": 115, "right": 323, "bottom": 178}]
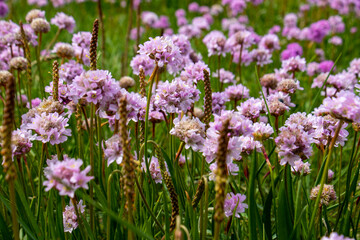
[
  {"left": 63, "top": 200, "right": 85, "bottom": 233},
  {"left": 310, "top": 184, "right": 336, "bottom": 206},
  {"left": 53, "top": 42, "right": 74, "bottom": 59},
  {"left": 30, "top": 18, "right": 50, "bottom": 33},
  {"left": 26, "top": 9, "right": 45, "bottom": 23},
  {"left": 277, "top": 78, "right": 303, "bottom": 94},
  {"left": 170, "top": 115, "right": 205, "bottom": 151},
  {"left": 44, "top": 155, "right": 93, "bottom": 198},
  {"left": 260, "top": 73, "right": 278, "bottom": 90},
  {"left": 9, "top": 57, "right": 28, "bottom": 71},
  {"left": 224, "top": 193, "right": 248, "bottom": 218}
]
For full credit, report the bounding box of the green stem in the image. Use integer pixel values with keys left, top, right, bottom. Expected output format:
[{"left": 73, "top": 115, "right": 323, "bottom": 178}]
[
  {"left": 36, "top": 143, "right": 46, "bottom": 220},
  {"left": 307, "top": 120, "right": 343, "bottom": 239},
  {"left": 89, "top": 103, "right": 95, "bottom": 231},
  {"left": 9, "top": 180, "right": 19, "bottom": 240},
  {"left": 106, "top": 170, "right": 122, "bottom": 240}
]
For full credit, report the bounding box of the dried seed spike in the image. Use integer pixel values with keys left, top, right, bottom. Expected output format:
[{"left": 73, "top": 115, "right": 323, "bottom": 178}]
[
  {"left": 1, "top": 73, "right": 16, "bottom": 181},
  {"left": 191, "top": 178, "right": 205, "bottom": 209},
  {"left": 203, "top": 69, "right": 212, "bottom": 130},
  {"left": 52, "top": 61, "right": 59, "bottom": 101},
  {"left": 90, "top": 19, "right": 99, "bottom": 71},
  {"left": 19, "top": 21, "right": 32, "bottom": 100},
  {"left": 214, "top": 118, "right": 231, "bottom": 224},
  {"left": 119, "top": 96, "right": 135, "bottom": 216},
  {"left": 139, "top": 68, "right": 146, "bottom": 98},
  {"left": 154, "top": 144, "right": 179, "bottom": 232}
]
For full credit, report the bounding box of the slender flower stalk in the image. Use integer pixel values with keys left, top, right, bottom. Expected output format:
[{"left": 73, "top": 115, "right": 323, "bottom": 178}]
[
  {"left": 214, "top": 118, "right": 231, "bottom": 240},
  {"left": 97, "top": 0, "right": 105, "bottom": 68},
  {"left": 122, "top": 0, "right": 133, "bottom": 76},
  {"left": 1, "top": 73, "right": 19, "bottom": 240}
]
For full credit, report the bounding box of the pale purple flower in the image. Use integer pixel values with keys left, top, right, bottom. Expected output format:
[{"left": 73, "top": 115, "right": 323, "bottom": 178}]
[
  {"left": 178, "top": 24, "right": 201, "bottom": 39},
  {"left": 51, "top": 12, "right": 75, "bottom": 33},
  {"left": 328, "top": 16, "right": 345, "bottom": 34},
  {"left": 45, "top": 79, "right": 71, "bottom": 104},
  {"left": 192, "top": 17, "right": 210, "bottom": 30},
  {"left": 252, "top": 122, "right": 274, "bottom": 141},
  {"left": 281, "top": 43, "right": 303, "bottom": 60},
  {"left": 138, "top": 36, "right": 183, "bottom": 73},
  {"left": 153, "top": 16, "right": 170, "bottom": 29},
  {"left": 250, "top": 48, "right": 272, "bottom": 66},
  {"left": 130, "top": 27, "right": 144, "bottom": 40},
  {"left": 308, "top": 20, "right": 331, "bottom": 43},
  {"left": 284, "top": 13, "right": 298, "bottom": 28},
  {"left": 154, "top": 78, "right": 200, "bottom": 113},
  {"left": 72, "top": 31, "right": 91, "bottom": 66},
  {"left": 224, "top": 84, "right": 250, "bottom": 101},
  {"left": 291, "top": 160, "right": 311, "bottom": 175},
  {"left": 188, "top": 2, "right": 199, "bottom": 12},
  {"left": 27, "top": 112, "right": 71, "bottom": 145},
  {"left": 321, "top": 232, "right": 354, "bottom": 240},
  {"left": 43, "top": 155, "right": 93, "bottom": 198},
  {"left": 238, "top": 136, "right": 262, "bottom": 155},
  {"left": 202, "top": 30, "right": 228, "bottom": 57},
  {"left": 211, "top": 92, "right": 228, "bottom": 115},
  {"left": 28, "top": 0, "right": 48, "bottom": 7},
  {"left": 10, "top": 129, "right": 34, "bottom": 158},
  {"left": 180, "top": 61, "right": 210, "bottom": 83},
  {"left": 170, "top": 115, "right": 206, "bottom": 151},
  {"left": 259, "top": 34, "right": 280, "bottom": 52},
  {"left": 103, "top": 134, "right": 123, "bottom": 166},
  {"left": 59, "top": 60, "right": 84, "bottom": 84},
  {"left": 63, "top": 200, "right": 85, "bottom": 233},
  {"left": 275, "top": 123, "right": 314, "bottom": 166},
  {"left": 281, "top": 56, "right": 306, "bottom": 73},
  {"left": 69, "top": 70, "right": 119, "bottom": 105},
  {"left": 141, "top": 11, "right": 158, "bottom": 26},
  {"left": 212, "top": 110, "right": 254, "bottom": 137},
  {"left": 141, "top": 156, "right": 164, "bottom": 183},
  {"left": 307, "top": 62, "right": 320, "bottom": 76},
  {"left": 0, "top": 1, "right": 8, "bottom": 17},
  {"left": 130, "top": 54, "right": 156, "bottom": 76},
  {"left": 319, "top": 60, "right": 335, "bottom": 73},
  {"left": 213, "top": 68, "right": 236, "bottom": 84},
  {"left": 237, "top": 97, "right": 263, "bottom": 121},
  {"left": 224, "top": 193, "right": 248, "bottom": 218},
  {"left": 171, "top": 34, "right": 192, "bottom": 56},
  {"left": 226, "top": 30, "right": 253, "bottom": 53}
]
